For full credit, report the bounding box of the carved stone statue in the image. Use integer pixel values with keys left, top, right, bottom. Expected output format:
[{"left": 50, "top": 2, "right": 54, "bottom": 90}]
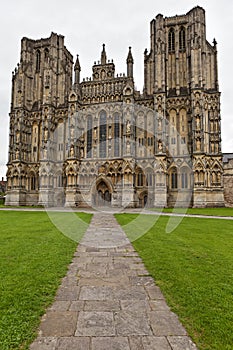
[
  {"left": 158, "top": 139, "right": 163, "bottom": 152},
  {"left": 70, "top": 145, "right": 74, "bottom": 157},
  {"left": 126, "top": 120, "right": 131, "bottom": 133}
]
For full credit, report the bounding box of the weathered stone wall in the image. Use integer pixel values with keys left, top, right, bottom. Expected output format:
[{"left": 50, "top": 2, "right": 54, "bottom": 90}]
[
  {"left": 5, "top": 7, "right": 226, "bottom": 208},
  {"left": 223, "top": 154, "right": 233, "bottom": 207}
]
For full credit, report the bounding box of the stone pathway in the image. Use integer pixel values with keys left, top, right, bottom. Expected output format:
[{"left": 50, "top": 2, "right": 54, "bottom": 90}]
[{"left": 30, "top": 213, "right": 198, "bottom": 350}]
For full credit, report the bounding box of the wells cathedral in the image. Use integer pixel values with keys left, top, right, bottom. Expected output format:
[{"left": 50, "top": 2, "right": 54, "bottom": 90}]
[{"left": 5, "top": 6, "right": 229, "bottom": 208}]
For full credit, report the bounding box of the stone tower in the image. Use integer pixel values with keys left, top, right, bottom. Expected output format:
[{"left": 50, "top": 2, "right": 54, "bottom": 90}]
[
  {"left": 5, "top": 7, "right": 225, "bottom": 208},
  {"left": 144, "top": 6, "right": 224, "bottom": 206},
  {"left": 6, "top": 33, "right": 73, "bottom": 205}
]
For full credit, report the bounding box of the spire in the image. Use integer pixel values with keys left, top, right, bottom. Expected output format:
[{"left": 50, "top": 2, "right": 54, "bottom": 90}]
[
  {"left": 127, "top": 46, "right": 134, "bottom": 64},
  {"left": 101, "top": 44, "right": 107, "bottom": 65},
  {"left": 74, "top": 55, "right": 81, "bottom": 84},
  {"left": 127, "top": 46, "right": 134, "bottom": 78},
  {"left": 74, "top": 55, "right": 81, "bottom": 71}
]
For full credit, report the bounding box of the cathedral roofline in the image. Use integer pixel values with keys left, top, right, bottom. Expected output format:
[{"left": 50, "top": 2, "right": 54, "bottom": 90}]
[
  {"left": 21, "top": 32, "right": 64, "bottom": 44},
  {"left": 186, "top": 5, "right": 205, "bottom": 15},
  {"left": 155, "top": 5, "right": 205, "bottom": 22}
]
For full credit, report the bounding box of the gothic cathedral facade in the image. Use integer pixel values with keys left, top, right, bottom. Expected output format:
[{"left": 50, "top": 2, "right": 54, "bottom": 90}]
[{"left": 6, "top": 6, "right": 225, "bottom": 208}]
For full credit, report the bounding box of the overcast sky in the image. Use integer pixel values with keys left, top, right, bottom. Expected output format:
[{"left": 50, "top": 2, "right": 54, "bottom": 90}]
[{"left": 0, "top": 0, "right": 232, "bottom": 179}]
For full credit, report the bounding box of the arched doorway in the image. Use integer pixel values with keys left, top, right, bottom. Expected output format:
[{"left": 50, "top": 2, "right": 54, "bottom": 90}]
[
  {"left": 139, "top": 192, "right": 148, "bottom": 208},
  {"left": 94, "top": 181, "right": 112, "bottom": 207}
]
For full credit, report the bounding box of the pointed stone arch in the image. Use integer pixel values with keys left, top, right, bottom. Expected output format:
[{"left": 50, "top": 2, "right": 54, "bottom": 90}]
[
  {"left": 138, "top": 190, "right": 149, "bottom": 208},
  {"left": 91, "top": 175, "right": 113, "bottom": 207}
]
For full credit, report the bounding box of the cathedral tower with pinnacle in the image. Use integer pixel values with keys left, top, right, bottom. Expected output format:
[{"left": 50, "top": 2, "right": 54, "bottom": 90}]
[{"left": 6, "top": 6, "right": 225, "bottom": 208}]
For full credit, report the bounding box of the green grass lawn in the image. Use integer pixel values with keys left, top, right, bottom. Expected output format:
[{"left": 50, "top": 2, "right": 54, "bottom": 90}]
[
  {"left": 150, "top": 207, "right": 233, "bottom": 217},
  {"left": 116, "top": 213, "right": 233, "bottom": 350},
  {"left": 0, "top": 211, "right": 92, "bottom": 350}
]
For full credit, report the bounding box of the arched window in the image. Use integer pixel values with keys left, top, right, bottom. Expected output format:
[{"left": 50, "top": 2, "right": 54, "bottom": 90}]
[
  {"left": 146, "top": 171, "right": 153, "bottom": 187},
  {"left": 168, "top": 28, "right": 175, "bottom": 52},
  {"left": 87, "top": 115, "right": 92, "bottom": 158},
  {"left": 36, "top": 50, "right": 41, "bottom": 72},
  {"left": 44, "top": 48, "right": 49, "bottom": 63},
  {"left": 137, "top": 172, "right": 143, "bottom": 187},
  {"left": 114, "top": 113, "right": 120, "bottom": 157},
  {"left": 99, "top": 111, "right": 107, "bottom": 158},
  {"left": 30, "top": 173, "right": 36, "bottom": 190},
  {"left": 181, "top": 172, "right": 188, "bottom": 189},
  {"left": 170, "top": 168, "right": 177, "bottom": 189},
  {"left": 147, "top": 137, "right": 153, "bottom": 146},
  {"left": 57, "top": 174, "right": 63, "bottom": 188},
  {"left": 179, "top": 27, "right": 186, "bottom": 51}
]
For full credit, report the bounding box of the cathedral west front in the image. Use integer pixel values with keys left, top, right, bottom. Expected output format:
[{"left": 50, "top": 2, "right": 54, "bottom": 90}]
[{"left": 5, "top": 6, "right": 226, "bottom": 208}]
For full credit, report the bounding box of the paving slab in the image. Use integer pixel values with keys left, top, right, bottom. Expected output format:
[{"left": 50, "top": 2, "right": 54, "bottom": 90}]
[
  {"left": 39, "top": 311, "right": 78, "bottom": 337},
  {"left": 149, "top": 311, "right": 187, "bottom": 336},
  {"left": 92, "top": 336, "right": 130, "bottom": 350},
  {"left": 56, "top": 337, "right": 90, "bottom": 350},
  {"left": 129, "top": 336, "right": 172, "bottom": 350},
  {"left": 84, "top": 300, "right": 121, "bottom": 312},
  {"left": 167, "top": 336, "right": 198, "bottom": 350},
  {"left": 75, "top": 311, "right": 115, "bottom": 336},
  {"left": 115, "top": 310, "right": 152, "bottom": 336},
  {"left": 30, "top": 212, "right": 198, "bottom": 350}
]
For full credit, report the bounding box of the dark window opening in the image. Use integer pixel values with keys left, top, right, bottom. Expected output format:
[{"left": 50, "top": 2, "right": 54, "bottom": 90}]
[
  {"left": 171, "top": 171, "right": 177, "bottom": 189},
  {"left": 168, "top": 28, "right": 175, "bottom": 52},
  {"left": 179, "top": 27, "right": 186, "bottom": 51},
  {"left": 31, "top": 176, "right": 36, "bottom": 190},
  {"left": 58, "top": 175, "right": 63, "bottom": 187},
  {"left": 148, "top": 137, "right": 153, "bottom": 146},
  {"left": 181, "top": 172, "right": 188, "bottom": 188},
  {"left": 36, "top": 50, "right": 41, "bottom": 72},
  {"left": 87, "top": 116, "right": 92, "bottom": 158},
  {"left": 99, "top": 111, "right": 107, "bottom": 158},
  {"left": 114, "top": 114, "right": 120, "bottom": 157},
  {"left": 138, "top": 172, "right": 143, "bottom": 187}
]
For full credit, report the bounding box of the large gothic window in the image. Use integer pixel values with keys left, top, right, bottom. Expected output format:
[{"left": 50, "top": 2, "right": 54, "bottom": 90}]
[
  {"left": 114, "top": 114, "right": 120, "bottom": 157},
  {"left": 181, "top": 172, "right": 188, "bottom": 189},
  {"left": 170, "top": 168, "right": 178, "bottom": 189},
  {"left": 87, "top": 115, "right": 92, "bottom": 158},
  {"left": 36, "top": 50, "right": 41, "bottom": 72},
  {"left": 29, "top": 173, "right": 36, "bottom": 191},
  {"left": 57, "top": 174, "right": 63, "bottom": 188},
  {"left": 137, "top": 172, "right": 143, "bottom": 187},
  {"left": 99, "top": 111, "right": 107, "bottom": 158},
  {"left": 179, "top": 27, "right": 186, "bottom": 51},
  {"left": 146, "top": 170, "right": 153, "bottom": 187},
  {"left": 168, "top": 28, "right": 175, "bottom": 52}
]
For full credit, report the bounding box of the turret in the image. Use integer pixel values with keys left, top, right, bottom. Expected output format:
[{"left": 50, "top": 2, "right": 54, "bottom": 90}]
[
  {"left": 101, "top": 44, "right": 107, "bottom": 65},
  {"left": 74, "top": 55, "right": 81, "bottom": 84},
  {"left": 127, "top": 46, "right": 134, "bottom": 78}
]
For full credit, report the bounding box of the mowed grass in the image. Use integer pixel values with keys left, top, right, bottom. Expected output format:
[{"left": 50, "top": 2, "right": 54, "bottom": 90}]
[
  {"left": 0, "top": 211, "right": 92, "bottom": 350},
  {"left": 115, "top": 213, "right": 233, "bottom": 350},
  {"left": 151, "top": 207, "right": 233, "bottom": 217}
]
